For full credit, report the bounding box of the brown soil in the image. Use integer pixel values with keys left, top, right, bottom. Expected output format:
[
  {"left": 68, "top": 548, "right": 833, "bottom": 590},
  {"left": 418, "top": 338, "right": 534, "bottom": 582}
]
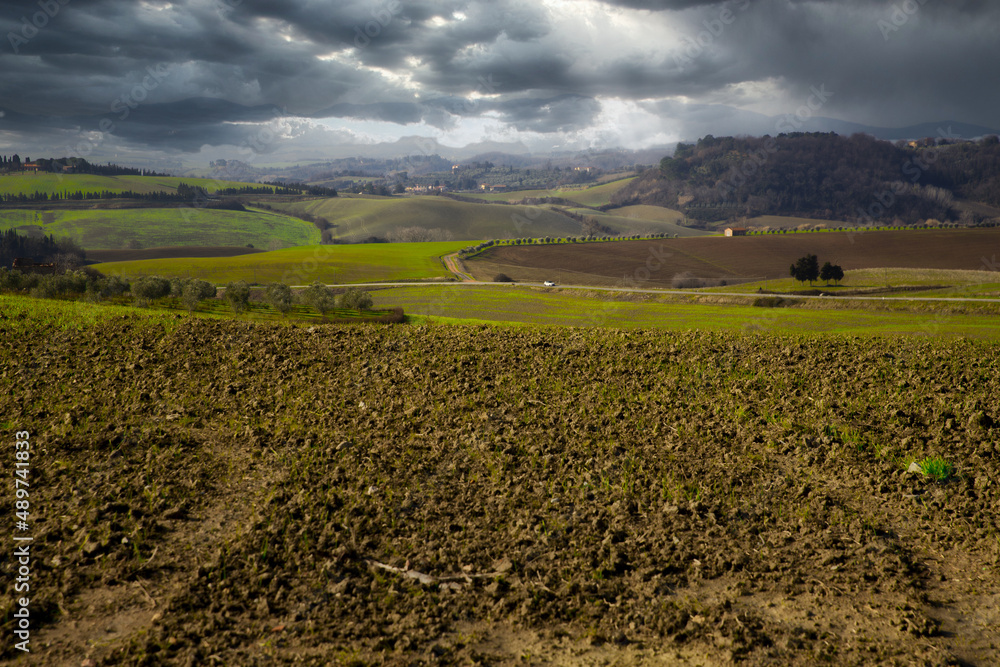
[
  {"left": 1, "top": 320, "right": 998, "bottom": 665},
  {"left": 466, "top": 229, "right": 1000, "bottom": 287},
  {"left": 86, "top": 246, "right": 266, "bottom": 263}
]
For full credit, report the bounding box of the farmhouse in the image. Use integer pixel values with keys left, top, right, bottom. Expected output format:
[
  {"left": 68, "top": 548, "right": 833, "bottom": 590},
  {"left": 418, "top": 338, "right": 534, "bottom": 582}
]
[
  {"left": 724, "top": 227, "right": 747, "bottom": 237},
  {"left": 11, "top": 257, "right": 56, "bottom": 274}
]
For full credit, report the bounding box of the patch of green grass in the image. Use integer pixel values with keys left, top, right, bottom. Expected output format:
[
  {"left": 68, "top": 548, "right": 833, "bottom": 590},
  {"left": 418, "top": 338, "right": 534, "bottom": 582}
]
[
  {"left": 0, "top": 207, "right": 319, "bottom": 250},
  {"left": 93, "top": 241, "right": 470, "bottom": 285},
  {"left": 369, "top": 284, "right": 1000, "bottom": 337},
  {"left": 0, "top": 294, "right": 191, "bottom": 332},
  {"left": 918, "top": 457, "right": 954, "bottom": 481}
]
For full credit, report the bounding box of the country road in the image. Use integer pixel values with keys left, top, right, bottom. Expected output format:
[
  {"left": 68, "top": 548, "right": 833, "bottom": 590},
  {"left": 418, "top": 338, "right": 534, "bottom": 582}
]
[
  {"left": 303, "top": 280, "right": 1000, "bottom": 305},
  {"left": 441, "top": 252, "right": 475, "bottom": 282}
]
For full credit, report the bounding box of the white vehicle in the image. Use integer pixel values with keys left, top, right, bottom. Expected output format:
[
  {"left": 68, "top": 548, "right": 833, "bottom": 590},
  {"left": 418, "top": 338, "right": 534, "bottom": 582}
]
[{"left": 543, "top": 280, "right": 556, "bottom": 287}]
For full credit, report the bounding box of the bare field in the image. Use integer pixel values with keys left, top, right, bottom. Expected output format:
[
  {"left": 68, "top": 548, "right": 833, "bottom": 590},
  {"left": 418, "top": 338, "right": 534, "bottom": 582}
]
[
  {"left": 1, "top": 312, "right": 998, "bottom": 665},
  {"left": 86, "top": 246, "right": 266, "bottom": 263},
  {"left": 467, "top": 229, "right": 1000, "bottom": 287}
]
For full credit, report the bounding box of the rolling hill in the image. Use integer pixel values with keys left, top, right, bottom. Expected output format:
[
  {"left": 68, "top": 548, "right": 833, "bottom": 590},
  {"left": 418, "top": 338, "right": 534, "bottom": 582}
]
[
  {"left": 472, "top": 177, "right": 636, "bottom": 207},
  {"left": 614, "top": 133, "right": 1000, "bottom": 225},
  {"left": 264, "top": 195, "right": 585, "bottom": 242},
  {"left": 0, "top": 172, "right": 276, "bottom": 197}
]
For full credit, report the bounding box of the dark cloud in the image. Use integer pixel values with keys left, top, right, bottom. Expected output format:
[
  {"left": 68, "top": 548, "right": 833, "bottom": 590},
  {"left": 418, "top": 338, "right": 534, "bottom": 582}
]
[{"left": 0, "top": 0, "right": 998, "bottom": 159}]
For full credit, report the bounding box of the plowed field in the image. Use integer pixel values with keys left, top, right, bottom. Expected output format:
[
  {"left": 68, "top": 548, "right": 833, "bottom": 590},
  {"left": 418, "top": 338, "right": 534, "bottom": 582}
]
[
  {"left": 2, "top": 314, "right": 998, "bottom": 665},
  {"left": 467, "top": 228, "right": 1000, "bottom": 287}
]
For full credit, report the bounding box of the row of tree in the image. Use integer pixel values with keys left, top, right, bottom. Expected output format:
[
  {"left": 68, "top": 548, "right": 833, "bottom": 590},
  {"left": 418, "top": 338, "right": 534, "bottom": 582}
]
[
  {"left": 0, "top": 155, "right": 169, "bottom": 177},
  {"left": 0, "top": 266, "right": 377, "bottom": 319},
  {"left": 0, "top": 229, "right": 84, "bottom": 267}
]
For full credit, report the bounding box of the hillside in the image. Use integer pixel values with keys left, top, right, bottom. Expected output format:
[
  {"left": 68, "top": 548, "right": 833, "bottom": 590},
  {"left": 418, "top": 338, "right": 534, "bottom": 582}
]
[
  {"left": 0, "top": 172, "right": 277, "bottom": 197},
  {"left": 473, "top": 177, "right": 636, "bottom": 207},
  {"left": 265, "top": 195, "right": 585, "bottom": 242},
  {"left": 613, "top": 133, "right": 1000, "bottom": 225},
  {"left": 565, "top": 205, "right": 709, "bottom": 237},
  {"left": 0, "top": 207, "right": 319, "bottom": 250}
]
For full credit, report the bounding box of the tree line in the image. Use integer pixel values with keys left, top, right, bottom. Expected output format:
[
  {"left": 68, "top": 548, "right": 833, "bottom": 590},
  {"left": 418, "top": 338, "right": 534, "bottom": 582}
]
[
  {"left": 0, "top": 229, "right": 84, "bottom": 268},
  {"left": 0, "top": 266, "right": 396, "bottom": 323},
  {"left": 0, "top": 155, "right": 169, "bottom": 177}
]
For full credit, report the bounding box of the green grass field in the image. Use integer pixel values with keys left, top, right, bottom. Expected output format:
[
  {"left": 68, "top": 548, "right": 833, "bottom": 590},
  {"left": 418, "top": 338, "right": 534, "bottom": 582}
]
[
  {"left": 0, "top": 172, "right": 276, "bottom": 197},
  {"left": 264, "top": 195, "right": 583, "bottom": 241},
  {"left": 0, "top": 207, "right": 319, "bottom": 250},
  {"left": 370, "top": 284, "right": 1000, "bottom": 336},
  {"left": 93, "top": 241, "right": 469, "bottom": 285},
  {"left": 0, "top": 293, "right": 191, "bottom": 332},
  {"left": 471, "top": 177, "right": 636, "bottom": 206}
]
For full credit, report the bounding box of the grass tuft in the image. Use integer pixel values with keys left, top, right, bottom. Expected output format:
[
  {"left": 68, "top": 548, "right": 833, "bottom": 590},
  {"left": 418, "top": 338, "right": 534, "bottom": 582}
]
[{"left": 918, "top": 457, "right": 954, "bottom": 481}]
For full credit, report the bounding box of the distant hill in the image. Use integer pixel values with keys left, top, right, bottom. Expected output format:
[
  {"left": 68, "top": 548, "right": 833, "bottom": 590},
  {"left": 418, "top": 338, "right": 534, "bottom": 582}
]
[
  {"left": 0, "top": 172, "right": 280, "bottom": 198},
  {"left": 266, "top": 195, "right": 586, "bottom": 243},
  {"left": 613, "top": 133, "right": 1000, "bottom": 225}
]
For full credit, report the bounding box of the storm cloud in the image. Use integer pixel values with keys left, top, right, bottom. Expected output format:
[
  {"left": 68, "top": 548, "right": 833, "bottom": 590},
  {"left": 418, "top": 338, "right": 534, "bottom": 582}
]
[{"left": 0, "top": 0, "right": 997, "bottom": 162}]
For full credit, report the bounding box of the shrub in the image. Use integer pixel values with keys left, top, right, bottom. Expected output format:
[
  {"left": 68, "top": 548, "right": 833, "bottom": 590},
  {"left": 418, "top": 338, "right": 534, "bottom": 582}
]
[
  {"left": 493, "top": 273, "right": 514, "bottom": 283},
  {"left": 86, "top": 274, "right": 130, "bottom": 302},
  {"left": 671, "top": 272, "right": 706, "bottom": 289},
  {"left": 0, "top": 268, "right": 36, "bottom": 292}
]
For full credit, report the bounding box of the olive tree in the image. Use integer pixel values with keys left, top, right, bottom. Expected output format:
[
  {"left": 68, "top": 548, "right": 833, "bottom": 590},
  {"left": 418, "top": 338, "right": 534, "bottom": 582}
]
[
  {"left": 182, "top": 279, "right": 217, "bottom": 312},
  {"left": 340, "top": 287, "right": 373, "bottom": 313},
  {"left": 300, "top": 281, "right": 337, "bottom": 317},
  {"left": 264, "top": 282, "right": 294, "bottom": 315},
  {"left": 223, "top": 280, "right": 251, "bottom": 315},
  {"left": 131, "top": 276, "right": 171, "bottom": 307}
]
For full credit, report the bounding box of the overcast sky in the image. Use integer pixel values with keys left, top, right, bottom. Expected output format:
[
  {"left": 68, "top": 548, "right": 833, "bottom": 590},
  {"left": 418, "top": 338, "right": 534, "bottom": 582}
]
[{"left": 1, "top": 0, "right": 998, "bottom": 164}]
